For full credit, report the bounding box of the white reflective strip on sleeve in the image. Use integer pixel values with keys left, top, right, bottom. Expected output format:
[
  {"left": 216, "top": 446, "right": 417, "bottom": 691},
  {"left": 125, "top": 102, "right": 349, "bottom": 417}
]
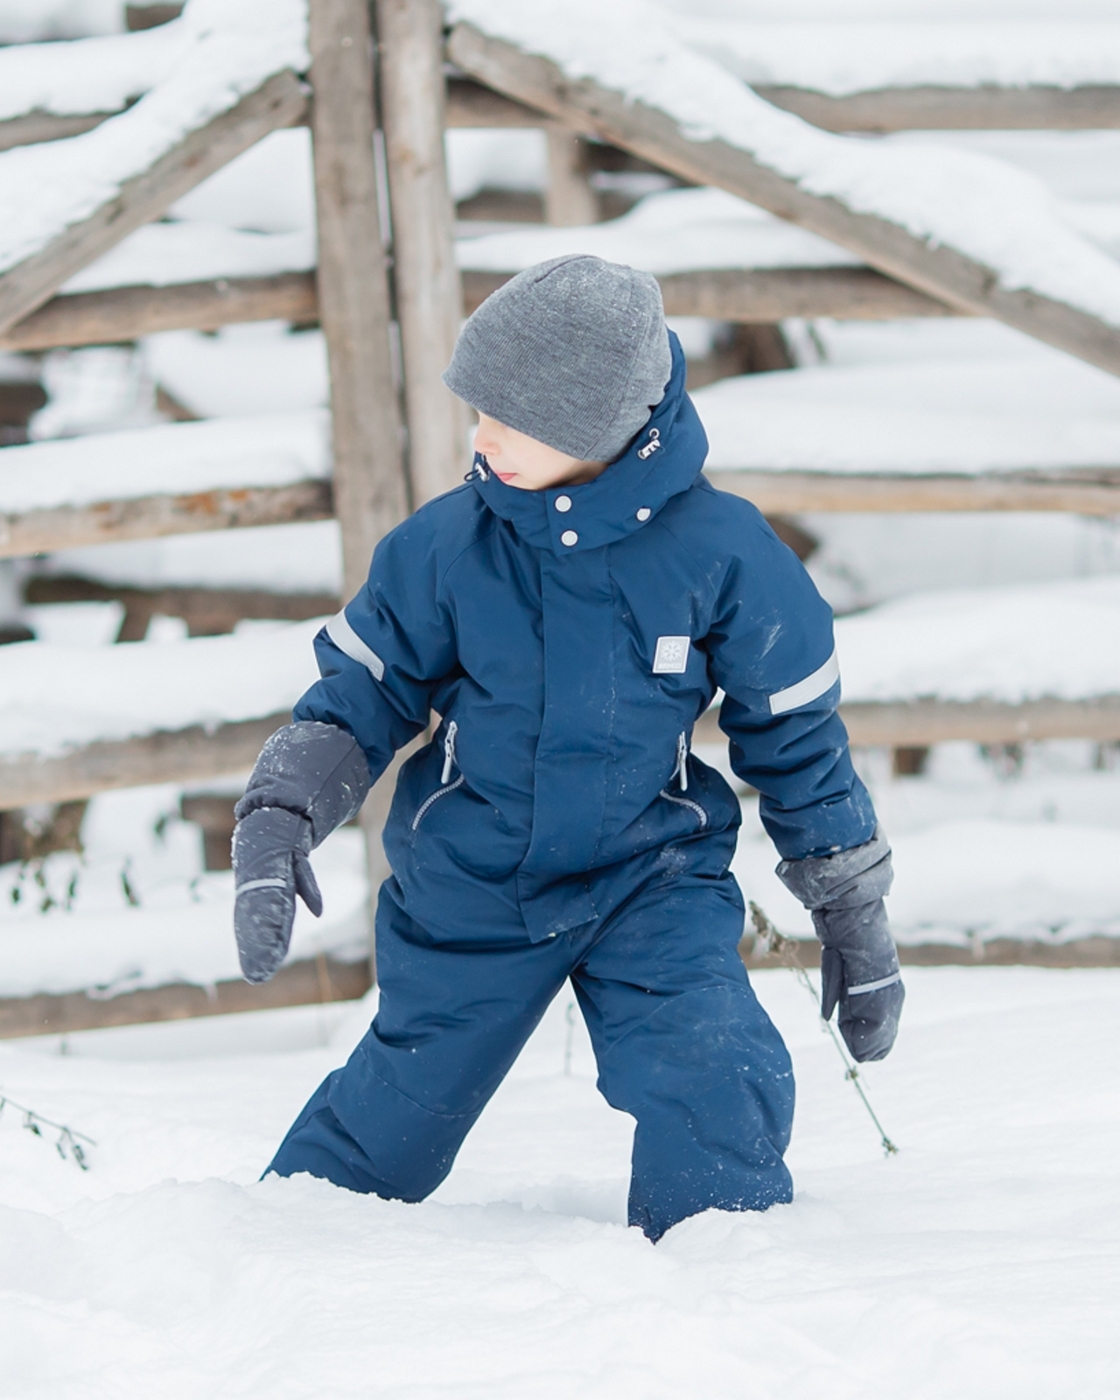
[
  {"left": 235, "top": 878, "right": 288, "bottom": 897},
  {"left": 326, "top": 610, "right": 385, "bottom": 682},
  {"left": 768, "top": 647, "right": 840, "bottom": 716},
  {"left": 847, "top": 971, "right": 902, "bottom": 997}
]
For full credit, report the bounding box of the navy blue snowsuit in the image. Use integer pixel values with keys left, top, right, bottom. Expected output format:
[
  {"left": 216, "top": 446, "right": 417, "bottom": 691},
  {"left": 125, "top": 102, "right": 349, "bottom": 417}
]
[{"left": 269, "top": 335, "right": 877, "bottom": 1238}]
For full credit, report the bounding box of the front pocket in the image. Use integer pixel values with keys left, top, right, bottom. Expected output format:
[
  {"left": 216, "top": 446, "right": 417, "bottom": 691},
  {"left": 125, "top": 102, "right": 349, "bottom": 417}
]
[
  {"left": 660, "top": 730, "right": 708, "bottom": 829},
  {"left": 659, "top": 786, "right": 708, "bottom": 830},
  {"left": 411, "top": 719, "right": 463, "bottom": 833}
]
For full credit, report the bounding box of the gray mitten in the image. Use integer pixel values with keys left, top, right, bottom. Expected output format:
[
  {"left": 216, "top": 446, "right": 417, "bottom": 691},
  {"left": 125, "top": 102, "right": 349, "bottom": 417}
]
[
  {"left": 777, "top": 828, "right": 904, "bottom": 1062},
  {"left": 232, "top": 721, "right": 371, "bottom": 984}
]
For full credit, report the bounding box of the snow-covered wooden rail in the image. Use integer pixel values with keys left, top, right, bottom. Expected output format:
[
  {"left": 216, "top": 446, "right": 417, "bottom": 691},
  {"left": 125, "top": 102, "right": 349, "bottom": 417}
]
[
  {"left": 445, "top": 18, "right": 1120, "bottom": 380},
  {"left": 0, "top": 71, "right": 308, "bottom": 340},
  {"left": 0, "top": 954, "right": 372, "bottom": 1040},
  {"left": 0, "top": 412, "right": 333, "bottom": 558},
  {"left": 10, "top": 75, "right": 1117, "bottom": 159}
]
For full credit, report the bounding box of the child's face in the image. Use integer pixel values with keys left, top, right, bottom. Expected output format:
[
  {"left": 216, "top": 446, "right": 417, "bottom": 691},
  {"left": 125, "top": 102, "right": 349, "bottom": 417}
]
[{"left": 474, "top": 414, "right": 608, "bottom": 492}]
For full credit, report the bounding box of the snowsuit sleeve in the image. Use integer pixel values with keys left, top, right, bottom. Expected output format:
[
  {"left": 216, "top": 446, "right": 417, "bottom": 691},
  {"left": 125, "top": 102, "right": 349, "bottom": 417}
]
[
  {"left": 293, "top": 510, "right": 459, "bottom": 784},
  {"left": 705, "top": 510, "right": 876, "bottom": 861}
]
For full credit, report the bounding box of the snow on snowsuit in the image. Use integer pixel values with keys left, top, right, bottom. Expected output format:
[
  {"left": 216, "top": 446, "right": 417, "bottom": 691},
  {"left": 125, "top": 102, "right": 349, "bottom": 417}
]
[{"left": 268, "top": 336, "right": 877, "bottom": 1238}]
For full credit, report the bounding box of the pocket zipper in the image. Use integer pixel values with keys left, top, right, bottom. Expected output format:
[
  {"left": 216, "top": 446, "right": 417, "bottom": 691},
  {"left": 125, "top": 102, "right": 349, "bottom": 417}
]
[
  {"left": 412, "top": 721, "right": 463, "bottom": 832},
  {"left": 661, "top": 730, "right": 708, "bottom": 828}
]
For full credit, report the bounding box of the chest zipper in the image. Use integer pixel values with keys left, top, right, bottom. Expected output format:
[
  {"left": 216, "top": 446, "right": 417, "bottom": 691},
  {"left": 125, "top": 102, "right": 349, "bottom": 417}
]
[
  {"left": 411, "top": 720, "right": 464, "bottom": 832},
  {"left": 659, "top": 730, "right": 708, "bottom": 829}
]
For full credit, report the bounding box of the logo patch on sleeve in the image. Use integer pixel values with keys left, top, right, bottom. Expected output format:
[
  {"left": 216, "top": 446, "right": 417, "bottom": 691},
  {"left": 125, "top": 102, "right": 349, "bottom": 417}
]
[{"left": 653, "top": 636, "right": 691, "bottom": 674}]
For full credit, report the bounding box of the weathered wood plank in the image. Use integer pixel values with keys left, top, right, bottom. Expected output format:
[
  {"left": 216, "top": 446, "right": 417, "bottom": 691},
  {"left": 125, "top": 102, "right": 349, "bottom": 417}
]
[
  {"left": 309, "top": 0, "right": 409, "bottom": 599},
  {"left": 446, "top": 24, "right": 1120, "bottom": 379},
  {"left": 376, "top": 0, "right": 470, "bottom": 504},
  {"left": 0, "top": 70, "right": 309, "bottom": 339},
  {"left": 755, "top": 84, "right": 1120, "bottom": 133},
  {"left": 464, "top": 267, "right": 956, "bottom": 321},
  {"left": 3, "top": 265, "right": 954, "bottom": 354},
  {"left": 545, "top": 128, "right": 599, "bottom": 225},
  {"left": 0, "top": 111, "right": 113, "bottom": 152},
  {"left": 0, "top": 713, "right": 289, "bottom": 810},
  {"left": 447, "top": 74, "right": 1120, "bottom": 134},
  {"left": 0, "top": 272, "right": 318, "bottom": 352},
  {"left": 710, "top": 468, "right": 1120, "bottom": 515},
  {"left": 0, "top": 480, "right": 333, "bottom": 560},
  {"left": 24, "top": 575, "right": 340, "bottom": 637},
  {"left": 693, "top": 695, "right": 1120, "bottom": 749},
  {"left": 0, "top": 953, "right": 371, "bottom": 1040},
  {"left": 739, "top": 935, "right": 1120, "bottom": 971},
  {"left": 309, "top": 0, "right": 414, "bottom": 935},
  {"left": 446, "top": 76, "right": 542, "bottom": 126}
]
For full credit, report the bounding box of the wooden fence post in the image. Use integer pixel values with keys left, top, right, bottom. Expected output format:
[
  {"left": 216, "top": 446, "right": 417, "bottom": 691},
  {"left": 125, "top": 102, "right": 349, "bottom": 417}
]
[
  {"left": 309, "top": 0, "right": 411, "bottom": 965},
  {"left": 545, "top": 128, "right": 599, "bottom": 226},
  {"left": 375, "top": 0, "right": 469, "bottom": 504}
]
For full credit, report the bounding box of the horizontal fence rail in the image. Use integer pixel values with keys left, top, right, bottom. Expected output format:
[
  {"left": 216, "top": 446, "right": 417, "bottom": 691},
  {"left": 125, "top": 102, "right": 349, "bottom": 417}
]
[
  {"left": 0, "top": 713, "right": 289, "bottom": 809},
  {"left": 0, "top": 481, "right": 333, "bottom": 559}
]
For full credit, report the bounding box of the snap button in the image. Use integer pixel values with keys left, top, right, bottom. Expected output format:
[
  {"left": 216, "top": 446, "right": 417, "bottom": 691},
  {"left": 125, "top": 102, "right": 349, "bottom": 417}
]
[
  {"left": 636, "top": 507, "right": 651, "bottom": 522},
  {"left": 560, "top": 530, "right": 578, "bottom": 547},
  {"left": 555, "top": 495, "right": 572, "bottom": 512}
]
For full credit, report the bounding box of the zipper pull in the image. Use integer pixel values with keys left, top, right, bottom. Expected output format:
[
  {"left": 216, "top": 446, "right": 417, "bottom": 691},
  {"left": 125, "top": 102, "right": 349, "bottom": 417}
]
[
  {"left": 676, "top": 731, "right": 689, "bottom": 792},
  {"left": 441, "top": 720, "right": 458, "bottom": 784}
]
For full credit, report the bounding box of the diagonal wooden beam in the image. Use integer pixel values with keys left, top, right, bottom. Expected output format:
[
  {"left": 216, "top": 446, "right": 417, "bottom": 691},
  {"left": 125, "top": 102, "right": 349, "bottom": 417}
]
[
  {"left": 446, "top": 23, "right": 1120, "bottom": 379},
  {"left": 0, "top": 69, "right": 309, "bottom": 338}
]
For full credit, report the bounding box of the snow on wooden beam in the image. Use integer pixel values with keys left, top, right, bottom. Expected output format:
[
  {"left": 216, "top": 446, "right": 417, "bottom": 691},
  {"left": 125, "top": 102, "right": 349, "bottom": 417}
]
[
  {"left": 0, "top": 713, "right": 288, "bottom": 810},
  {"left": 0, "top": 954, "right": 372, "bottom": 1040},
  {"left": 711, "top": 469, "right": 1120, "bottom": 515},
  {"left": 446, "top": 23, "right": 1120, "bottom": 379},
  {"left": 755, "top": 85, "right": 1120, "bottom": 134},
  {"left": 693, "top": 696, "right": 1120, "bottom": 749},
  {"left": 0, "top": 272, "right": 318, "bottom": 351},
  {"left": 0, "top": 480, "right": 333, "bottom": 561},
  {"left": 0, "top": 70, "right": 309, "bottom": 339}
]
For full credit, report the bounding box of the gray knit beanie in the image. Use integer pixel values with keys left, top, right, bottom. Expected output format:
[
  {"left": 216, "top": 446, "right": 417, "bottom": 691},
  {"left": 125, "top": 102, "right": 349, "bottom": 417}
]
[{"left": 443, "top": 254, "right": 672, "bottom": 463}]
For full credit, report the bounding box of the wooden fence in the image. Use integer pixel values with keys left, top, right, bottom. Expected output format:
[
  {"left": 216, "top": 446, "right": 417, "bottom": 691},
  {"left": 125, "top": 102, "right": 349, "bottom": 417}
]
[{"left": 2, "top": 1, "right": 1120, "bottom": 1034}]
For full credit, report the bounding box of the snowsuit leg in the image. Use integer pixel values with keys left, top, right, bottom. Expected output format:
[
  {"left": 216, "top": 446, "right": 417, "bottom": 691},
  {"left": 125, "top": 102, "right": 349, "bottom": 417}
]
[
  {"left": 574, "top": 871, "right": 795, "bottom": 1241},
  {"left": 267, "top": 881, "right": 572, "bottom": 1199}
]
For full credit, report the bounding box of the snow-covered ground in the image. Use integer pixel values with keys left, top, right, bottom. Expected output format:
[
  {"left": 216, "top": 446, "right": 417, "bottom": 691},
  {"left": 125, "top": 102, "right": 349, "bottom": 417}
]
[{"left": 1, "top": 967, "right": 1118, "bottom": 1398}]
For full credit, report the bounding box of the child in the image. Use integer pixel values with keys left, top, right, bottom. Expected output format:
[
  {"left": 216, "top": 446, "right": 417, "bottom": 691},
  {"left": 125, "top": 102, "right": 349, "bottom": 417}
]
[{"left": 233, "top": 255, "right": 903, "bottom": 1241}]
